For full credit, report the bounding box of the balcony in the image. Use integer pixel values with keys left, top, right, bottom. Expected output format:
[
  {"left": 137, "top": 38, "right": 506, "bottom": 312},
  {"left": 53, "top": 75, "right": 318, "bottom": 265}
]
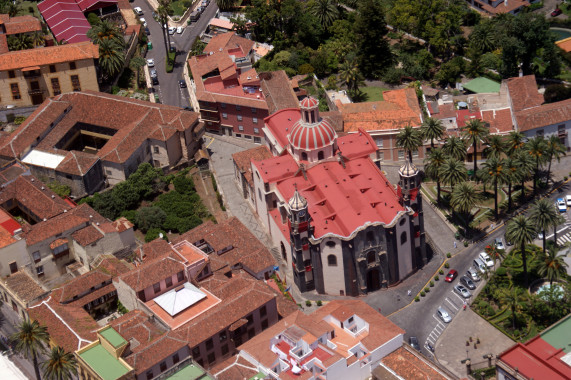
[
  {"left": 28, "top": 88, "right": 45, "bottom": 95},
  {"left": 23, "top": 69, "right": 41, "bottom": 79}
]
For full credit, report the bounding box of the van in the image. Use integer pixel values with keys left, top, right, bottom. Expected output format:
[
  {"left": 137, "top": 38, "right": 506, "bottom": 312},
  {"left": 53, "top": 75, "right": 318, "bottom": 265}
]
[
  {"left": 189, "top": 11, "right": 200, "bottom": 22},
  {"left": 478, "top": 252, "right": 494, "bottom": 268},
  {"left": 473, "top": 258, "right": 486, "bottom": 273}
]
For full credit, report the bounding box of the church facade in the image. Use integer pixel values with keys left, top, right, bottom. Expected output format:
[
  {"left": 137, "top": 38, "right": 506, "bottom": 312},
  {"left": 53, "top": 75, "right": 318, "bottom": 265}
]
[{"left": 248, "top": 97, "right": 426, "bottom": 296}]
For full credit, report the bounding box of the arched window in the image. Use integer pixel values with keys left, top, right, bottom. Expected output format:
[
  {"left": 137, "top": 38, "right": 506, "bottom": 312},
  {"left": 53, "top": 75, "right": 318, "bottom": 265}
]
[
  {"left": 399, "top": 218, "right": 406, "bottom": 226},
  {"left": 326, "top": 241, "right": 336, "bottom": 248},
  {"left": 327, "top": 255, "right": 337, "bottom": 266},
  {"left": 367, "top": 251, "right": 376, "bottom": 264},
  {"left": 318, "top": 151, "right": 324, "bottom": 160},
  {"left": 400, "top": 231, "right": 407, "bottom": 245},
  {"left": 301, "top": 152, "right": 308, "bottom": 161}
]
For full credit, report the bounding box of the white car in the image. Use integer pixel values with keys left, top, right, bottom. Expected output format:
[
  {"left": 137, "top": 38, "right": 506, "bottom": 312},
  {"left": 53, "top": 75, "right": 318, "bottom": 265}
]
[
  {"left": 176, "top": 26, "right": 183, "bottom": 34},
  {"left": 133, "top": 6, "right": 143, "bottom": 15},
  {"left": 479, "top": 252, "right": 494, "bottom": 268},
  {"left": 139, "top": 18, "right": 147, "bottom": 27},
  {"left": 146, "top": 58, "right": 155, "bottom": 67},
  {"left": 168, "top": 27, "right": 176, "bottom": 35},
  {"left": 437, "top": 307, "right": 452, "bottom": 323},
  {"left": 556, "top": 198, "right": 567, "bottom": 213},
  {"left": 566, "top": 194, "right": 571, "bottom": 207}
]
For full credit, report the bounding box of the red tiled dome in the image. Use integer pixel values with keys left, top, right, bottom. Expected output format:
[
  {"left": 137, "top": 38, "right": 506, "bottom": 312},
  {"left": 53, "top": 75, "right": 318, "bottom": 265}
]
[
  {"left": 300, "top": 97, "right": 319, "bottom": 109},
  {"left": 288, "top": 118, "right": 336, "bottom": 150}
]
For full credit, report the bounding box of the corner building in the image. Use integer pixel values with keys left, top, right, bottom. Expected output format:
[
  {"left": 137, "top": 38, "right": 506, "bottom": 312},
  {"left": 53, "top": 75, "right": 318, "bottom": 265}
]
[{"left": 250, "top": 97, "right": 426, "bottom": 296}]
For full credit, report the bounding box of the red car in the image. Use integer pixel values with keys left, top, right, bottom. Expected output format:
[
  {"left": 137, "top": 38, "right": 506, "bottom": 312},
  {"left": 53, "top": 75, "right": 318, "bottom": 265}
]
[
  {"left": 552, "top": 8, "right": 563, "bottom": 17},
  {"left": 445, "top": 269, "right": 458, "bottom": 283}
]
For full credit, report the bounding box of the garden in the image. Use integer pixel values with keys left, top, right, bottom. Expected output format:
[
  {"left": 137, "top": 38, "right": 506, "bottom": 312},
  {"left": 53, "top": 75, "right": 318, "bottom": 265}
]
[
  {"left": 80, "top": 163, "right": 211, "bottom": 243},
  {"left": 472, "top": 243, "right": 570, "bottom": 342}
]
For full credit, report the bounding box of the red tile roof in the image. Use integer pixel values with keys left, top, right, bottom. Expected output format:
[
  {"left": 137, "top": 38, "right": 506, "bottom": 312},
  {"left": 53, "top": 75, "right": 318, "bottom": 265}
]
[
  {"left": 57, "top": 270, "right": 111, "bottom": 303},
  {"left": 118, "top": 254, "right": 185, "bottom": 292},
  {"left": 481, "top": 108, "right": 513, "bottom": 134},
  {"left": 0, "top": 41, "right": 98, "bottom": 71},
  {"left": 203, "top": 32, "right": 254, "bottom": 57},
  {"left": 507, "top": 75, "right": 544, "bottom": 112},
  {"left": 381, "top": 346, "right": 450, "bottom": 379},
  {"left": 2, "top": 271, "right": 47, "bottom": 304},
  {"left": 260, "top": 70, "right": 300, "bottom": 115},
  {"left": 456, "top": 108, "right": 482, "bottom": 128},
  {"left": 514, "top": 98, "right": 571, "bottom": 132},
  {"left": 232, "top": 146, "right": 272, "bottom": 187},
  {"left": 72, "top": 225, "right": 104, "bottom": 246},
  {"left": 0, "top": 14, "right": 42, "bottom": 35}
]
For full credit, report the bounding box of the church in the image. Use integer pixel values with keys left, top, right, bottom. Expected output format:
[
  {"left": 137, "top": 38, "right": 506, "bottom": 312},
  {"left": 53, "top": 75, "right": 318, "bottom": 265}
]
[{"left": 241, "top": 97, "right": 426, "bottom": 296}]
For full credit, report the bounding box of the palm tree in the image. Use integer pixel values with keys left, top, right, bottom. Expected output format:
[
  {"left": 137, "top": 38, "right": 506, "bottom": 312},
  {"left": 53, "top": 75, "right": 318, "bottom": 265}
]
[
  {"left": 11, "top": 320, "right": 49, "bottom": 380},
  {"left": 545, "top": 135, "right": 566, "bottom": 185},
  {"left": 31, "top": 32, "right": 45, "bottom": 48},
  {"left": 526, "top": 136, "right": 548, "bottom": 197},
  {"left": 216, "top": 0, "right": 236, "bottom": 11},
  {"left": 530, "top": 198, "right": 559, "bottom": 255},
  {"left": 480, "top": 157, "right": 508, "bottom": 218},
  {"left": 42, "top": 346, "right": 77, "bottom": 380},
  {"left": 87, "top": 20, "right": 124, "bottom": 47},
  {"left": 506, "top": 130, "right": 526, "bottom": 156},
  {"left": 424, "top": 148, "right": 446, "bottom": 202},
  {"left": 506, "top": 215, "right": 536, "bottom": 287},
  {"left": 97, "top": 39, "right": 125, "bottom": 79},
  {"left": 396, "top": 125, "right": 423, "bottom": 162},
  {"left": 308, "top": 0, "right": 339, "bottom": 28},
  {"left": 552, "top": 213, "right": 566, "bottom": 245},
  {"left": 7, "top": 34, "right": 33, "bottom": 51},
  {"left": 339, "top": 56, "right": 364, "bottom": 94},
  {"left": 485, "top": 243, "right": 506, "bottom": 270},
  {"left": 504, "top": 156, "right": 520, "bottom": 213},
  {"left": 461, "top": 119, "right": 489, "bottom": 178},
  {"left": 513, "top": 149, "right": 535, "bottom": 199},
  {"left": 535, "top": 247, "right": 568, "bottom": 286},
  {"left": 483, "top": 134, "right": 506, "bottom": 160},
  {"left": 498, "top": 287, "right": 524, "bottom": 330},
  {"left": 129, "top": 56, "right": 146, "bottom": 89},
  {"left": 157, "top": 0, "right": 173, "bottom": 64},
  {"left": 442, "top": 136, "right": 466, "bottom": 161},
  {"left": 421, "top": 117, "right": 445, "bottom": 148},
  {"left": 470, "top": 21, "right": 497, "bottom": 53},
  {"left": 439, "top": 157, "right": 467, "bottom": 191},
  {"left": 450, "top": 181, "right": 482, "bottom": 231}
]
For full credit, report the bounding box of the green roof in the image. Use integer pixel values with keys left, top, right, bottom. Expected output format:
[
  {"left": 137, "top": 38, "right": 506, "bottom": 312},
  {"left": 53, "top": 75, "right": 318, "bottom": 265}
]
[
  {"left": 463, "top": 77, "right": 501, "bottom": 93},
  {"left": 249, "top": 372, "right": 266, "bottom": 380},
  {"left": 164, "top": 363, "right": 213, "bottom": 380},
  {"left": 79, "top": 344, "right": 130, "bottom": 380},
  {"left": 540, "top": 315, "right": 571, "bottom": 353},
  {"left": 100, "top": 327, "right": 127, "bottom": 348}
]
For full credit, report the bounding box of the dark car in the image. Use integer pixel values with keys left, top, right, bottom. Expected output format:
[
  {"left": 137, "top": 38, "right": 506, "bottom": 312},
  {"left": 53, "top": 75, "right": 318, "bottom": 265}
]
[
  {"left": 552, "top": 8, "right": 562, "bottom": 17},
  {"left": 459, "top": 276, "right": 476, "bottom": 290},
  {"left": 444, "top": 269, "right": 458, "bottom": 283},
  {"left": 179, "top": 80, "right": 187, "bottom": 88},
  {"left": 409, "top": 336, "right": 420, "bottom": 351}
]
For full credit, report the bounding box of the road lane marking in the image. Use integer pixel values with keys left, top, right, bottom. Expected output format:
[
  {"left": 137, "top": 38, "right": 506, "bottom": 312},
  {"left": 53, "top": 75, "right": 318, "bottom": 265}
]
[
  {"left": 445, "top": 298, "right": 459, "bottom": 311},
  {"left": 452, "top": 292, "right": 465, "bottom": 303}
]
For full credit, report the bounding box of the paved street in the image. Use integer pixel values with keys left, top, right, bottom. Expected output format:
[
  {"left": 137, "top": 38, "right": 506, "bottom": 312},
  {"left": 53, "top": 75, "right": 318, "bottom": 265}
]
[{"left": 131, "top": 0, "right": 218, "bottom": 107}]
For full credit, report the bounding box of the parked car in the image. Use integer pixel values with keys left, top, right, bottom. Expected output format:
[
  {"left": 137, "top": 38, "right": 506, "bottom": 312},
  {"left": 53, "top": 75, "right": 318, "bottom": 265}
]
[
  {"left": 566, "top": 194, "right": 571, "bottom": 207},
  {"left": 179, "top": 80, "right": 186, "bottom": 88},
  {"left": 145, "top": 27, "right": 150, "bottom": 35},
  {"left": 176, "top": 26, "right": 183, "bottom": 34},
  {"left": 201, "top": 0, "right": 208, "bottom": 6},
  {"left": 459, "top": 276, "right": 476, "bottom": 290},
  {"left": 196, "top": 6, "right": 203, "bottom": 13},
  {"left": 133, "top": 6, "right": 143, "bottom": 15},
  {"left": 556, "top": 198, "right": 567, "bottom": 213},
  {"left": 552, "top": 8, "right": 562, "bottom": 17},
  {"left": 150, "top": 69, "right": 158, "bottom": 85},
  {"left": 146, "top": 58, "right": 155, "bottom": 67},
  {"left": 445, "top": 269, "right": 458, "bottom": 283},
  {"left": 494, "top": 238, "right": 505, "bottom": 251},
  {"left": 168, "top": 27, "right": 176, "bottom": 35},
  {"left": 189, "top": 11, "right": 200, "bottom": 22},
  {"left": 466, "top": 268, "right": 480, "bottom": 281},
  {"left": 473, "top": 258, "right": 487, "bottom": 273},
  {"left": 437, "top": 307, "right": 452, "bottom": 323},
  {"left": 139, "top": 18, "right": 147, "bottom": 27},
  {"left": 409, "top": 336, "right": 420, "bottom": 351},
  {"left": 478, "top": 252, "right": 494, "bottom": 268},
  {"left": 537, "top": 231, "right": 544, "bottom": 240},
  {"left": 454, "top": 284, "right": 472, "bottom": 298},
  {"left": 152, "top": 11, "right": 158, "bottom": 19}
]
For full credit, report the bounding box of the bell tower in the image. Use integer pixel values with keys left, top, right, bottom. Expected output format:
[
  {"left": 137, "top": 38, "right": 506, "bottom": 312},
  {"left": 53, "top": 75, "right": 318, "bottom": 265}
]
[{"left": 288, "top": 186, "right": 316, "bottom": 292}]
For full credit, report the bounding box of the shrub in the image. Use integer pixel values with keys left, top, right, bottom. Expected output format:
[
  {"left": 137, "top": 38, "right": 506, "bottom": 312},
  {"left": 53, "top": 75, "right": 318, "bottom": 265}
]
[
  {"left": 496, "top": 267, "right": 507, "bottom": 276},
  {"left": 565, "top": 176, "right": 569, "bottom": 181},
  {"left": 424, "top": 287, "right": 430, "bottom": 293},
  {"left": 47, "top": 181, "right": 71, "bottom": 198},
  {"left": 112, "top": 85, "right": 120, "bottom": 94},
  {"left": 117, "top": 300, "right": 128, "bottom": 315},
  {"left": 298, "top": 63, "right": 315, "bottom": 75},
  {"left": 87, "top": 13, "right": 101, "bottom": 26},
  {"left": 446, "top": 252, "right": 452, "bottom": 258},
  {"left": 420, "top": 291, "right": 426, "bottom": 297},
  {"left": 145, "top": 228, "right": 168, "bottom": 242},
  {"left": 135, "top": 206, "right": 167, "bottom": 233},
  {"left": 316, "top": 300, "right": 322, "bottom": 306},
  {"left": 414, "top": 296, "right": 420, "bottom": 302},
  {"left": 14, "top": 116, "right": 27, "bottom": 125},
  {"left": 439, "top": 269, "right": 444, "bottom": 275},
  {"left": 173, "top": 174, "right": 195, "bottom": 194},
  {"left": 305, "top": 300, "right": 312, "bottom": 307},
  {"left": 444, "top": 263, "right": 450, "bottom": 269},
  {"left": 434, "top": 275, "right": 439, "bottom": 281},
  {"left": 464, "top": 241, "right": 469, "bottom": 247},
  {"left": 430, "top": 281, "right": 434, "bottom": 287}
]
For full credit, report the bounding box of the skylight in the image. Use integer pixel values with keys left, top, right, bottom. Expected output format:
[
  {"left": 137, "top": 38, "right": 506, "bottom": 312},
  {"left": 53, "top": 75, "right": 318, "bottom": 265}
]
[{"left": 154, "top": 283, "right": 206, "bottom": 316}]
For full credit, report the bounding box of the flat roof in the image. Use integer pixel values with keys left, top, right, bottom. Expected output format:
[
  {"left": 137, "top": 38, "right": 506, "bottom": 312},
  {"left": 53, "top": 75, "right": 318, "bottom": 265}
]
[
  {"left": 540, "top": 315, "right": 571, "bottom": 353},
  {"left": 79, "top": 344, "right": 130, "bottom": 380},
  {"left": 21, "top": 149, "right": 66, "bottom": 169},
  {"left": 99, "top": 327, "right": 127, "bottom": 349},
  {"left": 164, "top": 363, "right": 212, "bottom": 380},
  {"left": 463, "top": 77, "right": 501, "bottom": 93}
]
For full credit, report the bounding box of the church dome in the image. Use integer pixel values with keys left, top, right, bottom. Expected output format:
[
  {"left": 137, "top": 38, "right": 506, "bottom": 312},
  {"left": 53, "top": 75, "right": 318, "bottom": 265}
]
[
  {"left": 300, "top": 97, "right": 319, "bottom": 109},
  {"left": 288, "top": 188, "right": 307, "bottom": 211},
  {"left": 288, "top": 118, "right": 336, "bottom": 150},
  {"left": 398, "top": 158, "right": 419, "bottom": 177}
]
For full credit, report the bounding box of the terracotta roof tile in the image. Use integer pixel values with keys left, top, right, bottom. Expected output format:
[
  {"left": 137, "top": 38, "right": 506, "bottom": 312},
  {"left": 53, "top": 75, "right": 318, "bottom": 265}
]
[
  {"left": 381, "top": 346, "right": 450, "bottom": 379},
  {"left": 3, "top": 271, "right": 47, "bottom": 304},
  {"left": 125, "top": 331, "right": 188, "bottom": 375},
  {"left": 203, "top": 32, "right": 254, "bottom": 57},
  {"left": 507, "top": 75, "right": 544, "bottom": 112},
  {"left": 259, "top": 70, "right": 299, "bottom": 114},
  {"left": 0, "top": 41, "right": 99, "bottom": 71},
  {"left": 118, "top": 254, "right": 185, "bottom": 292},
  {"left": 515, "top": 98, "right": 571, "bottom": 132},
  {"left": 58, "top": 270, "right": 111, "bottom": 303},
  {"left": 481, "top": 108, "right": 513, "bottom": 134},
  {"left": 56, "top": 151, "right": 99, "bottom": 176},
  {"left": 0, "top": 14, "right": 41, "bottom": 35},
  {"left": 232, "top": 146, "right": 272, "bottom": 187},
  {"left": 96, "top": 256, "right": 133, "bottom": 277},
  {"left": 212, "top": 355, "right": 260, "bottom": 380},
  {"left": 72, "top": 225, "right": 104, "bottom": 246}
]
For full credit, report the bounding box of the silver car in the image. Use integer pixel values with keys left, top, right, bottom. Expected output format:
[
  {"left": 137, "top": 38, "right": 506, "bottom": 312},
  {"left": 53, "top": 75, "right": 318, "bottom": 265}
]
[
  {"left": 437, "top": 307, "right": 452, "bottom": 323},
  {"left": 494, "top": 238, "right": 505, "bottom": 251},
  {"left": 466, "top": 268, "right": 480, "bottom": 281},
  {"left": 454, "top": 284, "right": 472, "bottom": 298},
  {"left": 459, "top": 275, "right": 476, "bottom": 290}
]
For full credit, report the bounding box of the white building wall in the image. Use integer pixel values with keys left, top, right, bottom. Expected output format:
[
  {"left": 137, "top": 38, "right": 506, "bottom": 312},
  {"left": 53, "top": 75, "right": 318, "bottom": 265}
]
[
  {"left": 396, "top": 215, "right": 413, "bottom": 279},
  {"left": 521, "top": 121, "right": 571, "bottom": 151},
  {"left": 320, "top": 238, "right": 345, "bottom": 295},
  {"left": 0, "top": 239, "right": 28, "bottom": 277}
]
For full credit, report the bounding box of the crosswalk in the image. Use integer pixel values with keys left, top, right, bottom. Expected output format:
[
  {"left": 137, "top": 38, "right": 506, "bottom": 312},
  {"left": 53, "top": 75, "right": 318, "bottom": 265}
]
[
  {"left": 424, "top": 293, "right": 464, "bottom": 352},
  {"left": 555, "top": 212, "right": 571, "bottom": 246}
]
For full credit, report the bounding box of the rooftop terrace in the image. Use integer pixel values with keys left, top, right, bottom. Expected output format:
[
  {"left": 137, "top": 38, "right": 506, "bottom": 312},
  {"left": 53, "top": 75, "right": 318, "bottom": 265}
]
[
  {"left": 78, "top": 344, "right": 131, "bottom": 380},
  {"left": 202, "top": 77, "right": 265, "bottom": 100}
]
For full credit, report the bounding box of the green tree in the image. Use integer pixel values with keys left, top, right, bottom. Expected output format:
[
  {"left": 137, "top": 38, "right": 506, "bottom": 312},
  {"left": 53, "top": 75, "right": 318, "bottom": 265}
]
[
  {"left": 545, "top": 135, "right": 566, "bottom": 185},
  {"left": 439, "top": 157, "right": 467, "bottom": 191},
  {"left": 450, "top": 181, "right": 481, "bottom": 213},
  {"left": 31, "top": 32, "right": 45, "bottom": 48},
  {"left": 485, "top": 243, "right": 505, "bottom": 270},
  {"left": 498, "top": 287, "right": 524, "bottom": 330},
  {"left": 483, "top": 134, "right": 506, "bottom": 160},
  {"left": 421, "top": 117, "right": 445, "bottom": 148},
  {"left": 506, "top": 215, "right": 536, "bottom": 287},
  {"left": 480, "top": 157, "right": 508, "bottom": 218},
  {"left": 396, "top": 125, "right": 423, "bottom": 162},
  {"left": 7, "top": 34, "right": 33, "bottom": 51},
  {"left": 525, "top": 136, "right": 548, "bottom": 197},
  {"left": 87, "top": 20, "right": 124, "bottom": 47},
  {"left": 216, "top": 0, "right": 236, "bottom": 11},
  {"left": 129, "top": 56, "right": 146, "bottom": 89},
  {"left": 442, "top": 136, "right": 466, "bottom": 161},
  {"left": 462, "top": 119, "right": 489, "bottom": 178},
  {"left": 97, "top": 39, "right": 125, "bottom": 79},
  {"left": 173, "top": 175, "right": 195, "bottom": 194},
  {"left": 42, "top": 346, "right": 77, "bottom": 380},
  {"left": 157, "top": 0, "right": 173, "bottom": 64},
  {"left": 11, "top": 320, "right": 49, "bottom": 380},
  {"left": 469, "top": 20, "right": 497, "bottom": 53},
  {"left": 513, "top": 149, "right": 535, "bottom": 199},
  {"left": 506, "top": 130, "right": 526, "bottom": 156},
  {"left": 354, "top": 0, "right": 392, "bottom": 78},
  {"left": 503, "top": 156, "right": 520, "bottom": 213},
  {"left": 308, "top": 0, "right": 339, "bottom": 29},
  {"left": 338, "top": 56, "right": 364, "bottom": 94},
  {"left": 530, "top": 198, "right": 559, "bottom": 255},
  {"left": 424, "top": 148, "right": 446, "bottom": 202},
  {"left": 535, "top": 247, "right": 568, "bottom": 286},
  {"left": 135, "top": 207, "right": 167, "bottom": 233}
]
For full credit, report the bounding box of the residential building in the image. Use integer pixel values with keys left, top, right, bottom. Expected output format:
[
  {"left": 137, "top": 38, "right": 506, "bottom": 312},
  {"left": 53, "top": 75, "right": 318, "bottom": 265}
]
[
  {"left": 464, "top": 0, "right": 530, "bottom": 15},
  {"left": 373, "top": 345, "right": 455, "bottom": 379},
  {"left": 0, "top": 41, "right": 100, "bottom": 107},
  {"left": 0, "top": 14, "right": 42, "bottom": 54},
  {"left": 507, "top": 75, "right": 571, "bottom": 151},
  {"left": 0, "top": 164, "right": 135, "bottom": 285},
  {"left": 212, "top": 299, "right": 406, "bottom": 380},
  {"left": 0, "top": 91, "right": 204, "bottom": 195},
  {"left": 233, "top": 146, "right": 273, "bottom": 208},
  {"left": 188, "top": 33, "right": 298, "bottom": 142},
  {"left": 334, "top": 88, "right": 425, "bottom": 163},
  {"left": 496, "top": 315, "right": 571, "bottom": 380},
  {"left": 247, "top": 97, "right": 426, "bottom": 296},
  {"left": 0, "top": 270, "right": 48, "bottom": 320}
]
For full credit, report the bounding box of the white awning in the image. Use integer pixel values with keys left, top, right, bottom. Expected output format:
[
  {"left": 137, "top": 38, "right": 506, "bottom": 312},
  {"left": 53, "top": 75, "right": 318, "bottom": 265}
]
[{"left": 22, "top": 150, "right": 66, "bottom": 169}]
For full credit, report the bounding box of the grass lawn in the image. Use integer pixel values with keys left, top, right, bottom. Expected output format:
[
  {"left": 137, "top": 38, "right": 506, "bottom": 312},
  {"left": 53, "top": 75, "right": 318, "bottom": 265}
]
[
  {"left": 360, "top": 86, "right": 390, "bottom": 102},
  {"left": 19, "top": 1, "right": 41, "bottom": 18},
  {"left": 170, "top": 0, "right": 188, "bottom": 16}
]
